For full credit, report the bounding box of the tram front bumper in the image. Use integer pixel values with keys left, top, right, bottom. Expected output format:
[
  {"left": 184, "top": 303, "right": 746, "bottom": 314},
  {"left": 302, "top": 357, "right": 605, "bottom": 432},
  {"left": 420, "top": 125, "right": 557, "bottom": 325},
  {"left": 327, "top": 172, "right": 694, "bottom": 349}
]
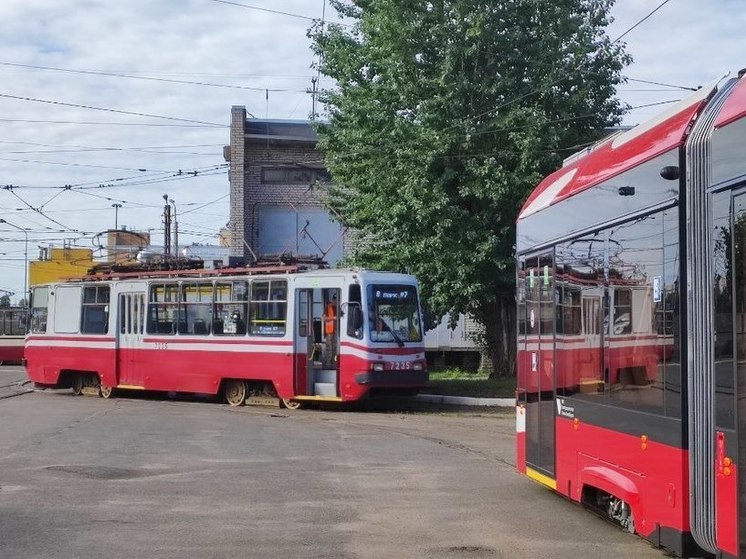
[{"left": 355, "top": 370, "right": 429, "bottom": 387}]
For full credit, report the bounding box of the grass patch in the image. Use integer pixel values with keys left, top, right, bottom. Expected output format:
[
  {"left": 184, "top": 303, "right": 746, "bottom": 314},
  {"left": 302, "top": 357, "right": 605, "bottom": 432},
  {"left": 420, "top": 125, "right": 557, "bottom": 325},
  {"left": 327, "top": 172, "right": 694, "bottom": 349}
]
[{"left": 422, "top": 369, "right": 516, "bottom": 398}]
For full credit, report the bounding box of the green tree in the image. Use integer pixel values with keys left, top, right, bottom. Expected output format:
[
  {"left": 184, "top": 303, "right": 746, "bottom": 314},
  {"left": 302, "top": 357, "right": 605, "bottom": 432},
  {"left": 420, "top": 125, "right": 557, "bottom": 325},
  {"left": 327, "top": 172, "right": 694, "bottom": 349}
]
[
  {"left": 311, "top": 0, "right": 630, "bottom": 376},
  {"left": 0, "top": 294, "right": 10, "bottom": 308}
]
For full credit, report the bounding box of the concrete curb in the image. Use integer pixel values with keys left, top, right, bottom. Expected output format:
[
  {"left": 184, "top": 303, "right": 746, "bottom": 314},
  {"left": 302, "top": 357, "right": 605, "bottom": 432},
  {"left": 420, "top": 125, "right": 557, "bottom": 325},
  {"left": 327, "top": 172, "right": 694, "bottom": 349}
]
[{"left": 416, "top": 394, "right": 515, "bottom": 408}]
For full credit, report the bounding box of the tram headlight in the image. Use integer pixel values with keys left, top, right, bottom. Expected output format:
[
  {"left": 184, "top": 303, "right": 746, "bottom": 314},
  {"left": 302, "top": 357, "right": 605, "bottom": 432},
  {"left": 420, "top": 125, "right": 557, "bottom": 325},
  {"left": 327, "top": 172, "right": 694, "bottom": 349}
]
[
  {"left": 372, "top": 362, "right": 385, "bottom": 371},
  {"left": 413, "top": 362, "right": 424, "bottom": 371}
]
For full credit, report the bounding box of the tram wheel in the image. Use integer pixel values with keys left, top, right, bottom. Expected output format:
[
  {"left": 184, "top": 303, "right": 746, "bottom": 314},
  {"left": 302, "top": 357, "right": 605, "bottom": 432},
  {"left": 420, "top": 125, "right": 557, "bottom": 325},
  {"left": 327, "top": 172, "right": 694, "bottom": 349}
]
[
  {"left": 71, "top": 374, "right": 83, "bottom": 396},
  {"left": 224, "top": 380, "right": 247, "bottom": 407},
  {"left": 281, "top": 399, "right": 303, "bottom": 410},
  {"left": 99, "top": 384, "right": 115, "bottom": 399}
]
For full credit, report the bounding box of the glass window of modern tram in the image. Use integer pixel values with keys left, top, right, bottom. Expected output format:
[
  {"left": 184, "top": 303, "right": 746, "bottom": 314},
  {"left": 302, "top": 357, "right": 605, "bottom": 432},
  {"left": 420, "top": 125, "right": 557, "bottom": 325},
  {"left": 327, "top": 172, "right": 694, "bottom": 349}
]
[
  {"left": 516, "top": 259, "right": 528, "bottom": 405},
  {"left": 604, "top": 213, "right": 665, "bottom": 415},
  {"left": 538, "top": 254, "right": 555, "bottom": 338},
  {"left": 732, "top": 191, "right": 746, "bottom": 557},
  {"left": 181, "top": 282, "right": 213, "bottom": 336},
  {"left": 662, "top": 208, "right": 682, "bottom": 419},
  {"left": 81, "top": 285, "right": 110, "bottom": 334},
  {"left": 717, "top": 192, "right": 743, "bottom": 431},
  {"left": 147, "top": 283, "right": 179, "bottom": 335},
  {"left": 517, "top": 261, "right": 527, "bottom": 337},
  {"left": 555, "top": 237, "right": 605, "bottom": 398}
]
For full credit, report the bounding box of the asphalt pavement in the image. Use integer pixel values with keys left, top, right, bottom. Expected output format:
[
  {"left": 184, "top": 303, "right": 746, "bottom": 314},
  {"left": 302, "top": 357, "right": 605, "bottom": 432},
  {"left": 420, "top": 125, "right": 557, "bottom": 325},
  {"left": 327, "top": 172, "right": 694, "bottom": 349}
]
[
  {"left": 0, "top": 364, "right": 668, "bottom": 559},
  {"left": 0, "top": 366, "right": 31, "bottom": 400}
]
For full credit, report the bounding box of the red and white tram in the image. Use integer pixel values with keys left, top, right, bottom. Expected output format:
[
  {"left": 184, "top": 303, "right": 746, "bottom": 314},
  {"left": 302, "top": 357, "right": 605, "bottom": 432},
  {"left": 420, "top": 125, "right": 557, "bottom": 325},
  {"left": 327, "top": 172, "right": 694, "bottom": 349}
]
[
  {"left": 0, "top": 306, "right": 26, "bottom": 364},
  {"left": 25, "top": 265, "right": 428, "bottom": 407},
  {"left": 517, "top": 68, "right": 746, "bottom": 557}
]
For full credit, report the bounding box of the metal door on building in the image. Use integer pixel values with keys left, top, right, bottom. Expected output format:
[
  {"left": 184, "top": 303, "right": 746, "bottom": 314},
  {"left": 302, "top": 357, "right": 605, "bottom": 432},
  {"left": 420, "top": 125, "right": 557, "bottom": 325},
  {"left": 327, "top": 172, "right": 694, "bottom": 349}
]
[{"left": 258, "top": 207, "right": 344, "bottom": 264}]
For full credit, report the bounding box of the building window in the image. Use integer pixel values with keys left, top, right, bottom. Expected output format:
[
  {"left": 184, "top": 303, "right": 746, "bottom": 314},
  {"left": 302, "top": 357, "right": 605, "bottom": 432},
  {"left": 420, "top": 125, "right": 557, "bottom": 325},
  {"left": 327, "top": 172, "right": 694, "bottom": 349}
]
[{"left": 261, "top": 166, "right": 330, "bottom": 185}]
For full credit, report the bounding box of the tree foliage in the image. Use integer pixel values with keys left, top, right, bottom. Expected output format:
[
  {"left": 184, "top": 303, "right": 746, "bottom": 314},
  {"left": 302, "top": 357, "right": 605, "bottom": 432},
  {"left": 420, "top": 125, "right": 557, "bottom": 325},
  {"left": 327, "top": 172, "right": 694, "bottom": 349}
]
[
  {"left": 310, "top": 0, "right": 630, "bottom": 376},
  {"left": 0, "top": 294, "right": 9, "bottom": 308}
]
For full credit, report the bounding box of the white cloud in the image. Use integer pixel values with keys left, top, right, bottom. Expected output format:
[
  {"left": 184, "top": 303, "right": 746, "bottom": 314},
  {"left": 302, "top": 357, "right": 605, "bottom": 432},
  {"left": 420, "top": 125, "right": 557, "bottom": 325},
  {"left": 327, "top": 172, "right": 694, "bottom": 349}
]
[
  {"left": 609, "top": 0, "right": 746, "bottom": 124},
  {"left": 0, "top": 0, "right": 335, "bottom": 298},
  {"left": 0, "top": 0, "right": 743, "bottom": 299}
]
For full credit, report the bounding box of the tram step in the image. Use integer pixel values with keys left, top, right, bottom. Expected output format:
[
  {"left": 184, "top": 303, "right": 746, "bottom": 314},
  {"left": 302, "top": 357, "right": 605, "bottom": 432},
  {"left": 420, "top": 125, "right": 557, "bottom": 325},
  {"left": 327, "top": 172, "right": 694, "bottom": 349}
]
[
  {"left": 314, "top": 369, "right": 337, "bottom": 384},
  {"left": 313, "top": 382, "right": 337, "bottom": 397},
  {"left": 246, "top": 396, "right": 281, "bottom": 407}
]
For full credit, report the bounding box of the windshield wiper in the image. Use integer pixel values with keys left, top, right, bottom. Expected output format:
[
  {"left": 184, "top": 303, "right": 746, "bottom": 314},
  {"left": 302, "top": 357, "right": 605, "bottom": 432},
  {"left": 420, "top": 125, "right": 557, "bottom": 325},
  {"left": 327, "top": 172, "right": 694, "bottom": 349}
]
[{"left": 383, "top": 319, "right": 405, "bottom": 347}]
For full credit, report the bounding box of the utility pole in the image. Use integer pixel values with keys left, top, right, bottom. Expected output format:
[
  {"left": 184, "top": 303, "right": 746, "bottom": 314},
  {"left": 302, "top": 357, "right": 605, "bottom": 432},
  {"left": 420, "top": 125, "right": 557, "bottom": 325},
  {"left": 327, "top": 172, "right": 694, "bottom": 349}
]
[
  {"left": 112, "top": 203, "right": 122, "bottom": 230},
  {"left": 169, "top": 198, "right": 178, "bottom": 258},
  {"left": 162, "top": 194, "right": 171, "bottom": 256}
]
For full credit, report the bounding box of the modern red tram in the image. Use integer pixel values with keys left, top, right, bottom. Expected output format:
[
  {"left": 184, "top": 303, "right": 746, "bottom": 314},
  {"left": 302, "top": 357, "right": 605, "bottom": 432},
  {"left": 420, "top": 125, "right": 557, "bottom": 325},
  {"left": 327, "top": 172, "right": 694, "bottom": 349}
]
[
  {"left": 516, "top": 68, "right": 746, "bottom": 558},
  {"left": 25, "top": 265, "right": 428, "bottom": 407},
  {"left": 0, "top": 306, "right": 26, "bottom": 364}
]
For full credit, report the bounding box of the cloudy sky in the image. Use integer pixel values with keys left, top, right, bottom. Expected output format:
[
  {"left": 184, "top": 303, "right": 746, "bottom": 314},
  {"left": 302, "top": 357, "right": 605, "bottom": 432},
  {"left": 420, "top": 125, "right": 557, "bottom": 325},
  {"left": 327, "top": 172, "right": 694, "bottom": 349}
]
[{"left": 0, "top": 0, "right": 744, "bottom": 302}]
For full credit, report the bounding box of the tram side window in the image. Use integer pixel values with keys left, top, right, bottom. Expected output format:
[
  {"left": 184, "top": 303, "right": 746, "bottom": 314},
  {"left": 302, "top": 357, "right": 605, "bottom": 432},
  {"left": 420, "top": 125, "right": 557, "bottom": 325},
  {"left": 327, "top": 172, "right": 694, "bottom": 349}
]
[
  {"left": 718, "top": 192, "right": 738, "bottom": 429},
  {"left": 662, "top": 207, "right": 681, "bottom": 419},
  {"left": 147, "top": 283, "right": 179, "bottom": 335},
  {"left": 181, "top": 282, "right": 212, "bottom": 335},
  {"left": 605, "top": 213, "right": 665, "bottom": 416},
  {"left": 81, "top": 285, "right": 110, "bottom": 334},
  {"left": 214, "top": 281, "right": 248, "bottom": 335},
  {"left": 250, "top": 280, "right": 287, "bottom": 336},
  {"left": 346, "top": 283, "right": 363, "bottom": 339},
  {"left": 30, "top": 287, "right": 49, "bottom": 334},
  {"left": 555, "top": 238, "right": 605, "bottom": 397},
  {"left": 517, "top": 266, "right": 527, "bottom": 337}
]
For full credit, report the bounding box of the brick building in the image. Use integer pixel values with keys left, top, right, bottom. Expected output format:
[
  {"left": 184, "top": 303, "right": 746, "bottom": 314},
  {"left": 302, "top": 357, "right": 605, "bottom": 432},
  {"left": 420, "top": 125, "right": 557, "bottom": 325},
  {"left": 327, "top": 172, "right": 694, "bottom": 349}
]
[
  {"left": 225, "top": 106, "right": 481, "bottom": 369},
  {"left": 226, "top": 106, "right": 350, "bottom": 266}
]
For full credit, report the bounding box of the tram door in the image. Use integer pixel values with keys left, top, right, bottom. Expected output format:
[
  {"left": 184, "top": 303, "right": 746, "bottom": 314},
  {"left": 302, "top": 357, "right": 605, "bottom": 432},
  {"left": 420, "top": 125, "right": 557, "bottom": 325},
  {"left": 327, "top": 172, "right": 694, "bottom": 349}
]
[
  {"left": 730, "top": 193, "right": 746, "bottom": 555},
  {"left": 116, "top": 285, "right": 147, "bottom": 388},
  {"left": 524, "top": 252, "right": 556, "bottom": 480},
  {"left": 293, "top": 287, "right": 340, "bottom": 397}
]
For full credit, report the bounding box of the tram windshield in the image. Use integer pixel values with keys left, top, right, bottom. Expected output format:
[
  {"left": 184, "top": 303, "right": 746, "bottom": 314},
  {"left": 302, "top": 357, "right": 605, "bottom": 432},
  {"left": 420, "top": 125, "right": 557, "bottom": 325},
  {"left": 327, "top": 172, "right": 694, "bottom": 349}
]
[{"left": 367, "top": 284, "right": 422, "bottom": 344}]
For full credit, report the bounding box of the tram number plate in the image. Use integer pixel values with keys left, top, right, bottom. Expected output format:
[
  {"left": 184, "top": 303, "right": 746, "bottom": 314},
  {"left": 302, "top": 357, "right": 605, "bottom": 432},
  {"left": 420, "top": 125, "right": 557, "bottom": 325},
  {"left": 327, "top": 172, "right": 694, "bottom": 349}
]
[{"left": 386, "top": 361, "right": 413, "bottom": 370}]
